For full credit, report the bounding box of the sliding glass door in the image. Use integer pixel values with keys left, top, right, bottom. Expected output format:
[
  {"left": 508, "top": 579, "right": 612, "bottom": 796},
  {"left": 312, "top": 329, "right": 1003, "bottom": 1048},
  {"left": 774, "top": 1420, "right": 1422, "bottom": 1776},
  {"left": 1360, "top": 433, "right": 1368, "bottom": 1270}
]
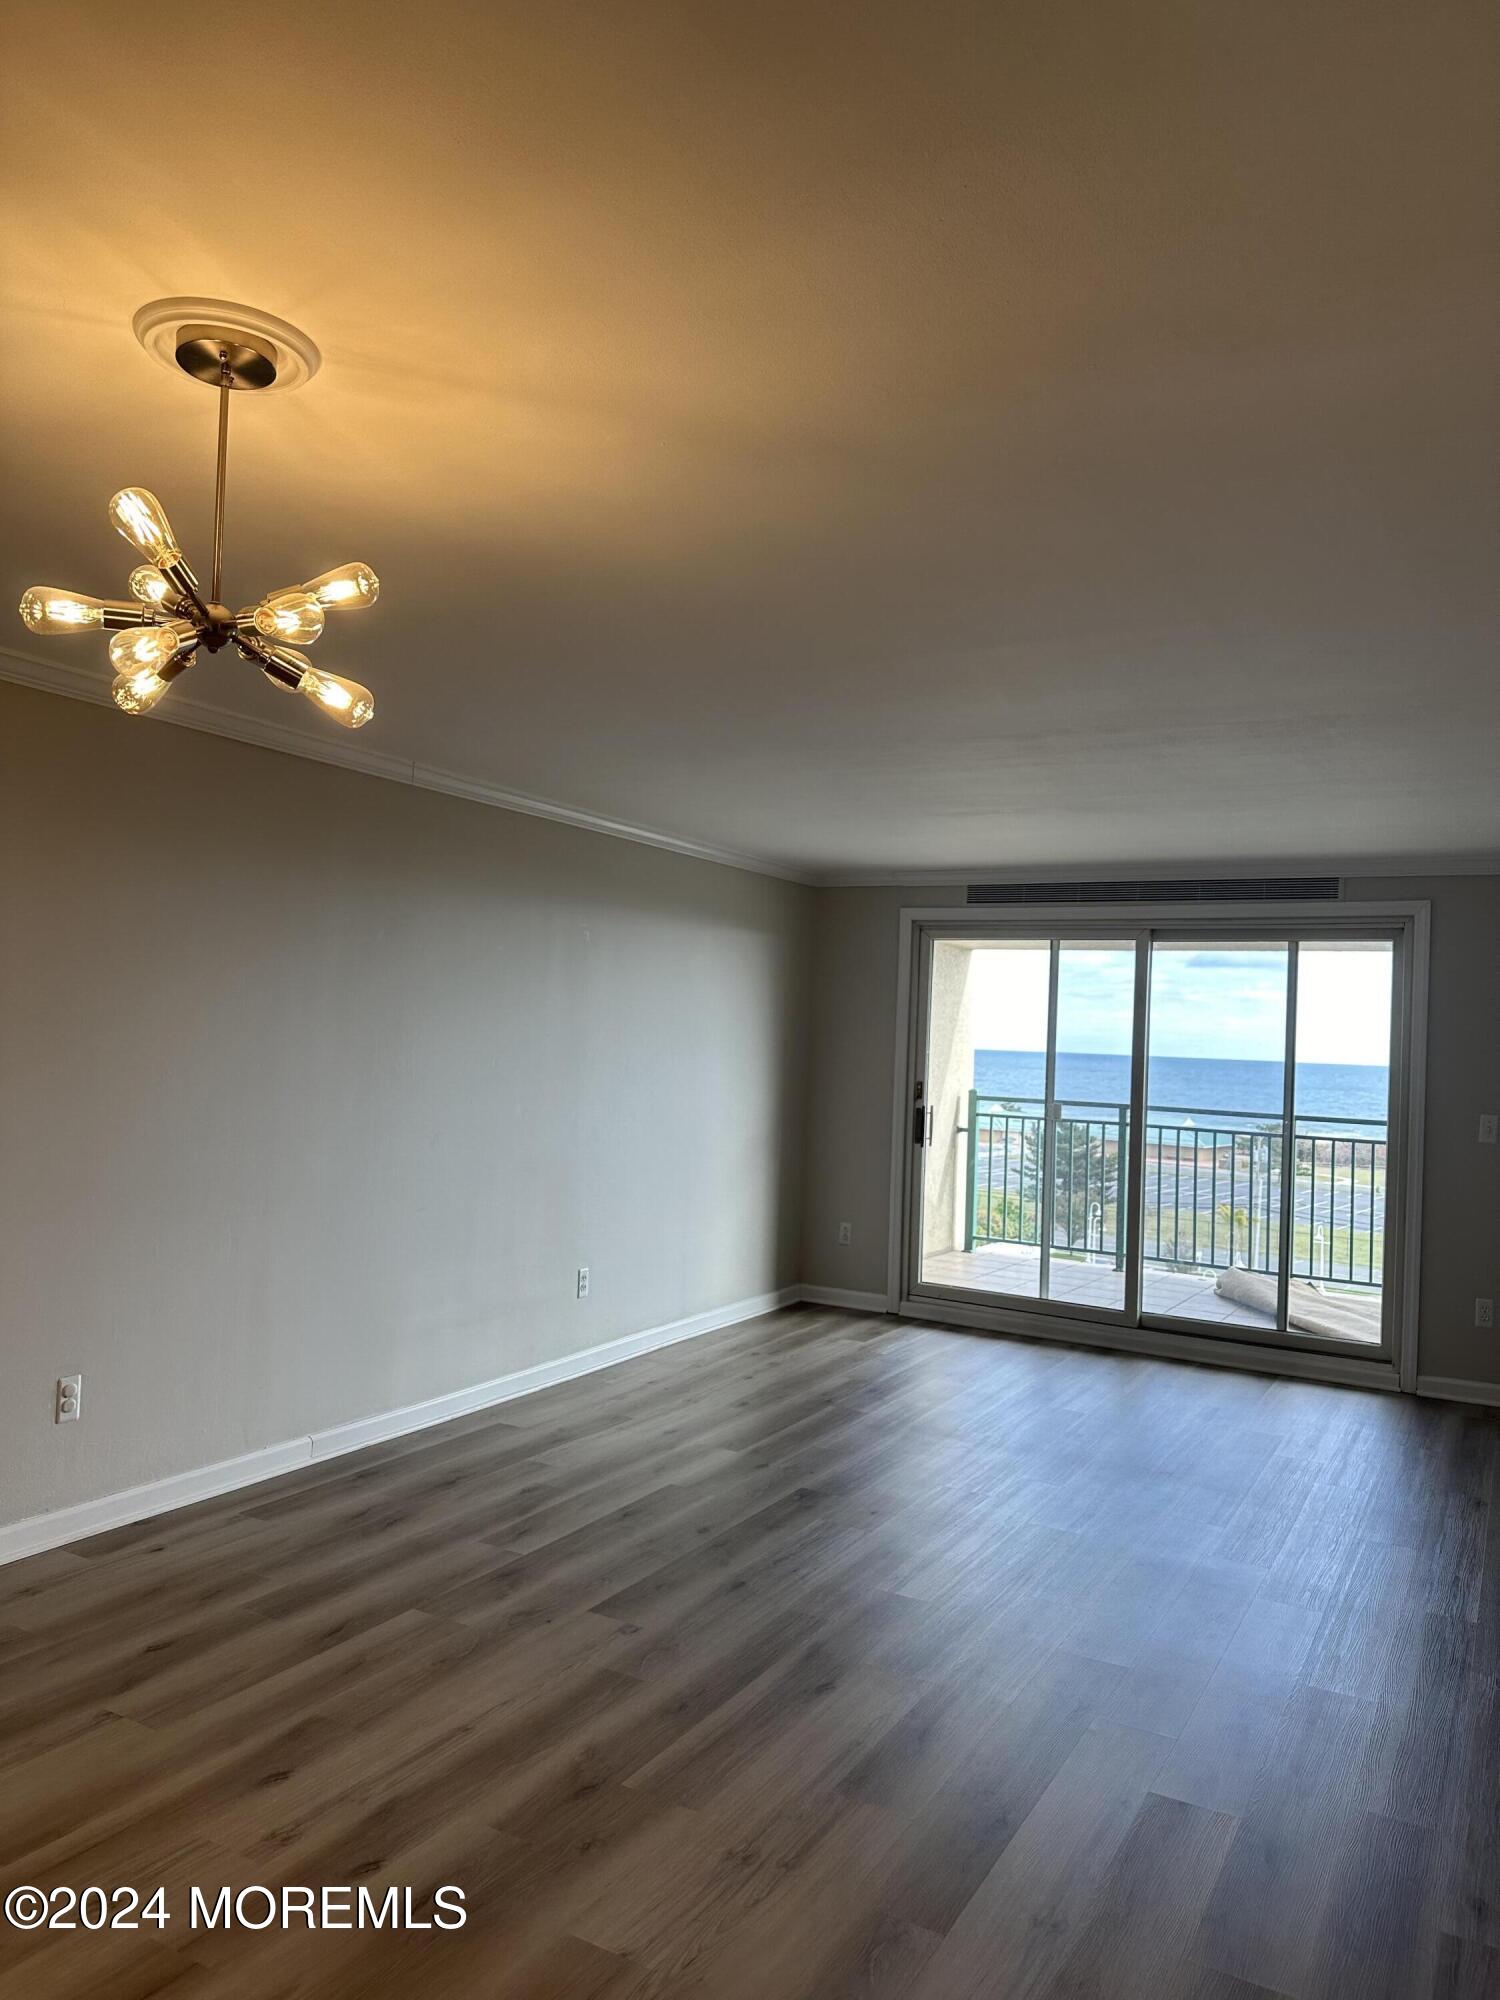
[{"left": 906, "top": 916, "right": 1406, "bottom": 1363}]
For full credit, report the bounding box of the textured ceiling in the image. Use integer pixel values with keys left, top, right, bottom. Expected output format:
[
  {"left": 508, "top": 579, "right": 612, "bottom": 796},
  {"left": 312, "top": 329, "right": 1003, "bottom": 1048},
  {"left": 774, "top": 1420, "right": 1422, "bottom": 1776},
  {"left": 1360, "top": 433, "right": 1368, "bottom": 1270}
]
[{"left": 3, "top": 0, "right": 1497, "bottom": 877}]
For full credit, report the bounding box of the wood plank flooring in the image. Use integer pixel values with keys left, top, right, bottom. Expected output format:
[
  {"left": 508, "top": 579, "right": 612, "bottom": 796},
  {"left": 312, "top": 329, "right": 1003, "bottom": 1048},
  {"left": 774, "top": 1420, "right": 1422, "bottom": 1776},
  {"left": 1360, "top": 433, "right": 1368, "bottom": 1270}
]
[{"left": 1, "top": 1305, "right": 1496, "bottom": 1998}]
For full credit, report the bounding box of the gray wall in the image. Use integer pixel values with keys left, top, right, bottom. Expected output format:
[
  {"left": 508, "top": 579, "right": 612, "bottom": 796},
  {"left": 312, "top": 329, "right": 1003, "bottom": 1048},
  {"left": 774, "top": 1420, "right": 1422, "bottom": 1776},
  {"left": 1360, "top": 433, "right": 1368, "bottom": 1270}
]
[
  {"left": 1, "top": 682, "right": 811, "bottom": 1521},
  {"left": 802, "top": 879, "right": 1500, "bottom": 1388},
  {"left": 4, "top": 676, "right": 1497, "bottom": 1535}
]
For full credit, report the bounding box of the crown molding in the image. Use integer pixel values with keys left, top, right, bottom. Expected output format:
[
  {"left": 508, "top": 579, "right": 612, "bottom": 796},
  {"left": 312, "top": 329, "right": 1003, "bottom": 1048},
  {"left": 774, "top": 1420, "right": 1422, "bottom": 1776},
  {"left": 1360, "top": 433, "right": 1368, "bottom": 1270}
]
[
  {"left": 818, "top": 855, "right": 1500, "bottom": 887},
  {"left": 0, "top": 645, "right": 814, "bottom": 885},
  {"left": 409, "top": 762, "right": 814, "bottom": 879},
  {"left": 0, "top": 641, "right": 414, "bottom": 784},
  {"left": 8, "top": 647, "right": 1493, "bottom": 892}
]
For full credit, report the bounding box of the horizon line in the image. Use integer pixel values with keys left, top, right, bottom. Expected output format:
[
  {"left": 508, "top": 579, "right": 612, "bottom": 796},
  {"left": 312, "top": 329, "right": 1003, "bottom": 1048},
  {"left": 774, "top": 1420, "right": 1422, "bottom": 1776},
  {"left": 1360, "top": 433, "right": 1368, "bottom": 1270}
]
[{"left": 978, "top": 1046, "right": 1389, "bottom": 1068}]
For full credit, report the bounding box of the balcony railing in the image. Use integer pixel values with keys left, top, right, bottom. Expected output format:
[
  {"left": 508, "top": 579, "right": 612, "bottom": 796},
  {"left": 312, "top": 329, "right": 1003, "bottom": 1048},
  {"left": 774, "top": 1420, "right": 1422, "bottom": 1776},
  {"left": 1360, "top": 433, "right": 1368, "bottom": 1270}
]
[{"left": 963, "top": 1091, "right": 1386, "bottom": 1289}]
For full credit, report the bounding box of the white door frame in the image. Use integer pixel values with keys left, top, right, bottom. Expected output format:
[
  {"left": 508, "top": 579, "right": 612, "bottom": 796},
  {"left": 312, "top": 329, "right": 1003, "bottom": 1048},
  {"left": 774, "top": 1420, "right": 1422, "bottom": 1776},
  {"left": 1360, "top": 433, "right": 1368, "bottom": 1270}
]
[{"left": 887, "top": 900, "right": 1429, "bottom": 1393}]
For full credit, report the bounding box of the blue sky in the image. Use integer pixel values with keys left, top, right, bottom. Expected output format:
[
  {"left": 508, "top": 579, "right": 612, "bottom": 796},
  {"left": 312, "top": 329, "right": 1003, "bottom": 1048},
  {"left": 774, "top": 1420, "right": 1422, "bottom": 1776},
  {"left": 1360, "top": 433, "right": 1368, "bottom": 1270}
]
[{"left": 967, "top": 944, "right": 1392, "bottom": 1067}]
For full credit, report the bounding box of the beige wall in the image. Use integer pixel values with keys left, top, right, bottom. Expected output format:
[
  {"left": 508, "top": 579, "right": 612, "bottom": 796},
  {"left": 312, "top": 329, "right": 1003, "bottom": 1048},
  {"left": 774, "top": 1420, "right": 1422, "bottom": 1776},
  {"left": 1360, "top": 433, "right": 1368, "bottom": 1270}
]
[
  {"left": 1, "top": 682, "right": 811, "bottom": 1522},
  {"left": 802, "top": 878, "right": 1500, "bottom": 1388}
]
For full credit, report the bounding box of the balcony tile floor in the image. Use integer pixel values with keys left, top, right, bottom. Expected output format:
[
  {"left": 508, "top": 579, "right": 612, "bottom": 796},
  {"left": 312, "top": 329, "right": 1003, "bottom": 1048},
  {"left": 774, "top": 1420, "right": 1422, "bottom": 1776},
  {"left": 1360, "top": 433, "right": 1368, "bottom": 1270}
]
[{"left": 920, "top": 1242, "right": 1380, "bottom": 1342}]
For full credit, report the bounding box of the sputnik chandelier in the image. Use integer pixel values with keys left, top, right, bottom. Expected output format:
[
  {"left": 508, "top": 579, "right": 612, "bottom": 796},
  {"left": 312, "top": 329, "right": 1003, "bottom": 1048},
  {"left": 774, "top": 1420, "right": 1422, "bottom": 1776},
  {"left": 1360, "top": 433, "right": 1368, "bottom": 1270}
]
[{"left": 18, "top": 299, "right": 378, "bottom": 729}]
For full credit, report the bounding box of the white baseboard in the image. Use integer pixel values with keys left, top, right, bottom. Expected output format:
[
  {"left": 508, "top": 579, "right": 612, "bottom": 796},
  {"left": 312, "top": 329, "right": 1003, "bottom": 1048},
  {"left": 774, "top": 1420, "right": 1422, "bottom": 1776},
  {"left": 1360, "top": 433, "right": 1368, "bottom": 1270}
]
[
  {"left": 306, "top": 1285, "right": 799, "bottom": 1461},
  {"left": 798, "top": 1285, "right": 891, "bottom": 1313},
  {"left": 0, "top": 1284, "right": 801, "bottom": 1567},
  {"left": 0, "top": 1441, "right": 317, "bottom": 1569},
  {"left": 1415, "top": 1373, "right": 1500, "bottom": 1408}
]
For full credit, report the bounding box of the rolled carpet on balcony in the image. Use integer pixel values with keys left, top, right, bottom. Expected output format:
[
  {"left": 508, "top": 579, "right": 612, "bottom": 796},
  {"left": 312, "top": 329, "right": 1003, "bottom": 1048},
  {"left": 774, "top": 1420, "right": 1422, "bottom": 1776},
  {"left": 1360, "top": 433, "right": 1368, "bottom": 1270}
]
[{"left": 1214, "top": 1265, "right": 1381, "bottom": 1342}]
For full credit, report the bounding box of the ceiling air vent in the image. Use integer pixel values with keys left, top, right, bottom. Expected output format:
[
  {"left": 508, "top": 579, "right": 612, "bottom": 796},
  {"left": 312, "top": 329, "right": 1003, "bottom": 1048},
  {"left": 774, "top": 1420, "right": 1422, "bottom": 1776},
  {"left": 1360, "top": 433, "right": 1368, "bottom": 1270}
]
[{"left": 966, "top": 877, "right": 1341, "bottom": 905}]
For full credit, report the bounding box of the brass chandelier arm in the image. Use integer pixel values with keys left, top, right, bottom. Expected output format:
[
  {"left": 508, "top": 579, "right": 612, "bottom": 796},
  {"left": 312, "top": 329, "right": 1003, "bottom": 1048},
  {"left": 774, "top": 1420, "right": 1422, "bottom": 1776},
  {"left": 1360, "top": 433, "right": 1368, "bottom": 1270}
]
[
  {"left": 99, "top": 601, "right": 159, "bottom": 630},
  {"left": 233, "top": 623, "right": 300, "bottom": 689},
  {"left": 233, "top": 609, "right": 266, "bottom": 652},
  {"left": 156, "top": 638, "right": 202, "bottom": 686},
  {"left": 158, "top": 554, "right": 211, "bottom": 628}
]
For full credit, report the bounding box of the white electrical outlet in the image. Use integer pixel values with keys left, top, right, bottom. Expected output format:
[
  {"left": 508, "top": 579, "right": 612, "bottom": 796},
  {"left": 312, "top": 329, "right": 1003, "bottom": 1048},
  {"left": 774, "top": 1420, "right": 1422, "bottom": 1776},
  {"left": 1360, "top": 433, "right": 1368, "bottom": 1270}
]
[
  {"left": 577, "top": 1265, "right": 590, "bottom": 1299},
  {"left": 1479, "top": 1113, "right": 1498, "bottom": 1145},
  {"left": 838, "top": 1221, "right": 853, "bottom": 1245},
  {"left": 1476, "top": 1298, "right": 1494, "bottom": 1330},
  {"left": 55, "top": 1374, "right": 82, "bottom": 1423}
]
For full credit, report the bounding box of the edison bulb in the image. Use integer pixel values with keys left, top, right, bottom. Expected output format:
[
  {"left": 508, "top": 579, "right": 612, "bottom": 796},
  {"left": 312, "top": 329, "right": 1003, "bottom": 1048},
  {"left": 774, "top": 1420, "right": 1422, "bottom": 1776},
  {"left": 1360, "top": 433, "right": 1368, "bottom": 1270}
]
[
  {"left": 18, "top": 587, "right": 108, "bottom": 634},
  {"left": 109, "top": 488, "right": 181, "bottom": 564},
  {"left": 108, "top": 622, "right": 190, "bottom": 674},
  {"left": 303, "top": 562, "right": 379, "bottom": 610},
  {"left": 253, "top": 589, "right": 325, "bottom": 645},
  {"left": 129, "top": 566, "right": 175, "bottom": 607},
  {"left": 257, "top": 643, "right": 375, "bottom": 728},
  {"left": 299, "top": 666, "right": 375, "bottom": 728},
  {"left": 111, "top": 666, "right": 172, "bottom": 715}
]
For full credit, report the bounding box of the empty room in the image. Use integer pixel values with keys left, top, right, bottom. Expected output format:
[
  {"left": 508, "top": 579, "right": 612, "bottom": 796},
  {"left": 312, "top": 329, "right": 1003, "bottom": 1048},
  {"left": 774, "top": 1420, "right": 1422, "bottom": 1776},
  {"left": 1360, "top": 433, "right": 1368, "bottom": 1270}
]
[{"left": 2, "top": 2, "right": 1497, "bottom": 1996}]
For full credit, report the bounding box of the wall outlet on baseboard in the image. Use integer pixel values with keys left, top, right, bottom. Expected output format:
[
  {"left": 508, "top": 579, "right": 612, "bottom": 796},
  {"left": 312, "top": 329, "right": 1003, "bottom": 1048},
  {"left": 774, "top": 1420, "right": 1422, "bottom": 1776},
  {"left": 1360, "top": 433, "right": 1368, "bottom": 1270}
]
[
  {"left": 576, "top": 1265, "right": 590, "bottom": 1299},
  {"left": 837, "top": 1221, "right": 853, "bottom": 1245},
  {"left": 55, "top": 1375, "right": 82, "bottom": 1423},
  {"left": 1476, "top": 1298, "right": 1494, "bottom": 1330}
]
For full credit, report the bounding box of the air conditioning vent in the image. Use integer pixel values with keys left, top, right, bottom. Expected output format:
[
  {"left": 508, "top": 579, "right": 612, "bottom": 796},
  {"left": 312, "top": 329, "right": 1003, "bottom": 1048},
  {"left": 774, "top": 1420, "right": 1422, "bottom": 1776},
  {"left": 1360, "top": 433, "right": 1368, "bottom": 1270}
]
[{"left": 966, "top": 877, "right": 1341, "bottom": 905}]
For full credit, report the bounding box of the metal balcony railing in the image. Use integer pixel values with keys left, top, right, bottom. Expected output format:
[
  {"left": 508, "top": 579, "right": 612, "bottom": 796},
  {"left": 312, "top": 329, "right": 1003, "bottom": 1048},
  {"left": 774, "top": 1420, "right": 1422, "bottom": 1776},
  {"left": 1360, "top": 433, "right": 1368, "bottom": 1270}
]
[{"left": 962, "top": 1091, "right": 1386, "bottom": 1288}]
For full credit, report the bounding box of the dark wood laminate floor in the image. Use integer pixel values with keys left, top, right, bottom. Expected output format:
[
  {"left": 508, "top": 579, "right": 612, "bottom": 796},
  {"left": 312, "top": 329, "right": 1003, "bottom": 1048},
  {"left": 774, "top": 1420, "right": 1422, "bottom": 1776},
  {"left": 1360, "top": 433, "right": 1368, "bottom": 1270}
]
[{"left": 1, "top": 1306, "right": 1497, "bottom": 1999}]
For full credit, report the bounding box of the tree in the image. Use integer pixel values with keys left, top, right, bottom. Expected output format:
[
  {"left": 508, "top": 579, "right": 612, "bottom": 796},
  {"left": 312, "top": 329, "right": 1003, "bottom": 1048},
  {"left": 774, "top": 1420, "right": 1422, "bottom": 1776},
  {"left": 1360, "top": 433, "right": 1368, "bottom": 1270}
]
[
  {"left": 973, "top": 1104, "right": 1119, "bottom": 1257},
  {"left": 1053, "top": 1116, "right": 1120, "bottom": 1252}
]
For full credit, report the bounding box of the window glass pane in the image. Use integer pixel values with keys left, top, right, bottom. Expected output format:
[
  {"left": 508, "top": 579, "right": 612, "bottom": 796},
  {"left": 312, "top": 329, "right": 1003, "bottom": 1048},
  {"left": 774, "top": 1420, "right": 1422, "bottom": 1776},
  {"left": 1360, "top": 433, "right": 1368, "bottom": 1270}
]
[
  {"left": 920, "top": 939, "right": 1051, "bottom": 1299},
  {"left": 1289, "top": 942, "right": 1391, "bottom": 1345},
  {"left": 1044, "top": 943, "right": 1136, "bottom": 1311},
  {"left": 1144, "top": 943, "right": 1289, "bottom": 1329}
]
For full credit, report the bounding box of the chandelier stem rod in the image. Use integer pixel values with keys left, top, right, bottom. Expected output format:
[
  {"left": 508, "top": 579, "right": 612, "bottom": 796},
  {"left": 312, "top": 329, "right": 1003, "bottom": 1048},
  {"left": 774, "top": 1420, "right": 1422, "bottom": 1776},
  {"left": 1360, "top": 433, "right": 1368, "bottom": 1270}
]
[{"left": 210, "top": 352, "right": 232, "bottom": 604}]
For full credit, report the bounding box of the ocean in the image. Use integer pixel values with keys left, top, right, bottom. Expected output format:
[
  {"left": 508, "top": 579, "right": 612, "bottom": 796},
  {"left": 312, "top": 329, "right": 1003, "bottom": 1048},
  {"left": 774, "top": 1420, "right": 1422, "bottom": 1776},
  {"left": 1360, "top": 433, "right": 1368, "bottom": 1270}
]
[{"left": 974, "top": 1050, "right": 1389, "bottom": 1128}]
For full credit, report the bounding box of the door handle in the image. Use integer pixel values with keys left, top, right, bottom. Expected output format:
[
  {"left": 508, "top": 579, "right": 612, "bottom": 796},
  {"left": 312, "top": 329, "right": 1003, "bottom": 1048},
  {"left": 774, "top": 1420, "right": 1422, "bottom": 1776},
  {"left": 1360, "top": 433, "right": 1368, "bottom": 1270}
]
[{"left": 913, "top": 1081, "right": 926, "bottom": 1147}]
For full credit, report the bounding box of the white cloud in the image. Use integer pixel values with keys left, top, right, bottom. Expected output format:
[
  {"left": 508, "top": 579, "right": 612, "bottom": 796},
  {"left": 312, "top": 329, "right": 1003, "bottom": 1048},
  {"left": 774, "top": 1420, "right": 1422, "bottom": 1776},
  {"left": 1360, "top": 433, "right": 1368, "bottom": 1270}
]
[{"left": 964, "top": 940, "right": 1391, "bottom": 1068}]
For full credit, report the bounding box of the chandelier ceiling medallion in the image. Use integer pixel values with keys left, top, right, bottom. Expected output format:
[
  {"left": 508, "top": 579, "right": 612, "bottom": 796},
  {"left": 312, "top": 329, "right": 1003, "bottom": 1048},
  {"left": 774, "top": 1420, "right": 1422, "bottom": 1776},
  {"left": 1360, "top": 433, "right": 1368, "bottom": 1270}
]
[{"left": 18, "top": 299, "right": 378, "bottom": 729}]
